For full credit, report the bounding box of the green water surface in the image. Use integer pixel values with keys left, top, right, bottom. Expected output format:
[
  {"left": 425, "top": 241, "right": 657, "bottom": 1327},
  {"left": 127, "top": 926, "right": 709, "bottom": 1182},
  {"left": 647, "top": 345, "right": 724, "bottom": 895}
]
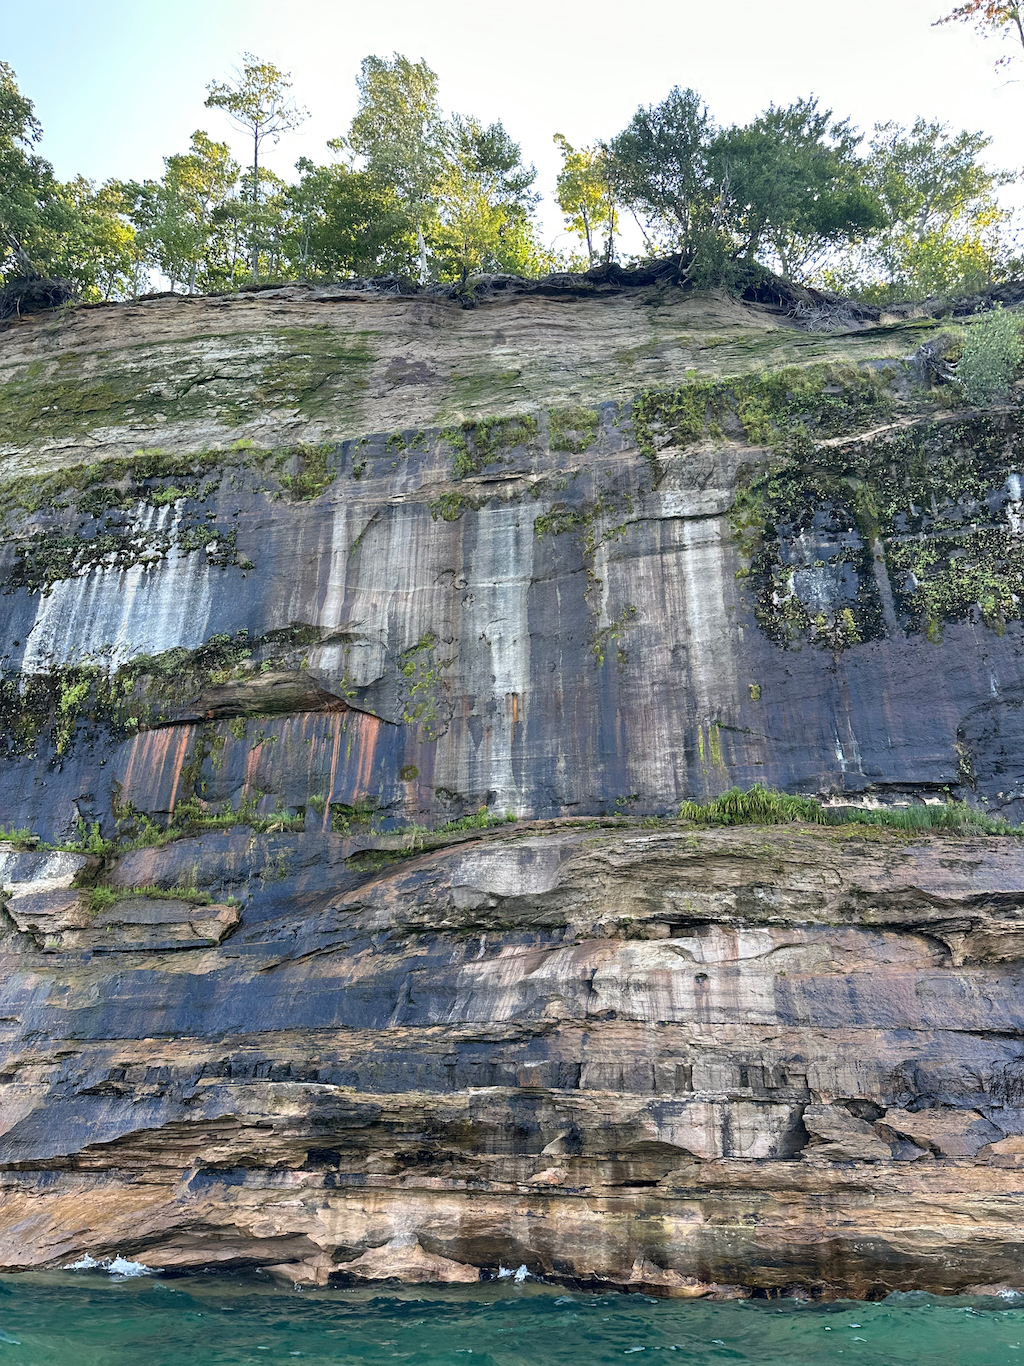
[{"left": 0, "top": 1274, "right": 1022, "bottom": 1365}]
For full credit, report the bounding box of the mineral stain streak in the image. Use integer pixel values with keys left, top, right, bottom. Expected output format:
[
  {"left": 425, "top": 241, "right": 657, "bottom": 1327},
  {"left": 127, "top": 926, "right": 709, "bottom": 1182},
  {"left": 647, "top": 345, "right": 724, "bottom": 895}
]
[{"left": 1, "top": 275, "right": 1024, "bottom": 1297}]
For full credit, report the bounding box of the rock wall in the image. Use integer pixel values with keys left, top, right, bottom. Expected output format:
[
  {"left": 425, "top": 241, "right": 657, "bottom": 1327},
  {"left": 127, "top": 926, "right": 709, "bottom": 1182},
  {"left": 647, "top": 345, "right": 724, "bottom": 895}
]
[
  {"left": 5, "top": 823, "right": 1024, "bottom": 1296},
  {"left": 2, "top": 275, "right": 1024, "bottom": 1294}
]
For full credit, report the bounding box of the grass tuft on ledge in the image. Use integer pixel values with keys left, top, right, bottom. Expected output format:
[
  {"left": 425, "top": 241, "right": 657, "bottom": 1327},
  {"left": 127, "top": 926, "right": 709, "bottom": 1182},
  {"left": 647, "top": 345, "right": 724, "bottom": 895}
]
[{"left": 679, "top": 784, "right": 1019, "bottom": 836}]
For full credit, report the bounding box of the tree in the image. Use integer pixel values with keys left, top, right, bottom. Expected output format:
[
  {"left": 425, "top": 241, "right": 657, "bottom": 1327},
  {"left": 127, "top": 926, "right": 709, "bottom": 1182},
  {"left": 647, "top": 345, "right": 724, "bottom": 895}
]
[
  {"left": 430, "top": 116, "right": 550, "bottom": 284},
  {"left": 610, "top": 88, "right": 716, "bottom": 256},
  {"left": 281, "top": 155, "right": 417, "bottom": 279},
  {"left": 205, "top": 54, "right": 308, "bottom": 275},
  {"left": 711, "top": 99, "right": 883, "bottom": 281},
  {"left": 0, "top": 61, "right": 80, "bottom": 282},
  {"left": 823, "top": 119, "right": 1014, "bottom": 301},
  {"left": 935, "top": 2, "right": 1024, "bottom": 68},
  {"left": 55, "top": 178, "right": 146, "bottom": 299},
  {"left": 126, "top": 132, "right": 240, "bottom": 292},
  {"left": 345, "top": 54, "right": 444, "bottom": 282},
  {"left": 553, "top": 134, "right": 616, "bottom": 266}
]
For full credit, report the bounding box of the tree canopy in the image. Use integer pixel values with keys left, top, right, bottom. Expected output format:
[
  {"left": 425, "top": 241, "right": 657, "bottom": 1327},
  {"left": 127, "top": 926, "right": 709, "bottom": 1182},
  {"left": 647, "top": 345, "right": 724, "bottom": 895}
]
[{"left": 0, "top": 45, "right": 1018, "bottom": 309}]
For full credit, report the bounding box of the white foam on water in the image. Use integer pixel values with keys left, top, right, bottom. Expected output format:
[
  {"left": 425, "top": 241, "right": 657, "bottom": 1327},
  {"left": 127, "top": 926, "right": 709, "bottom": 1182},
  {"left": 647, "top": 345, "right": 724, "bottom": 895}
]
[
  {"left": 106, "top": 1256, "right": 153, "bottom": 1278},
  {"left": 496, "top": 1264, "right": 531, "bottom": 1282},
  {"left": 65, "top": 1252, "right": 155, "bottom": 1277}
]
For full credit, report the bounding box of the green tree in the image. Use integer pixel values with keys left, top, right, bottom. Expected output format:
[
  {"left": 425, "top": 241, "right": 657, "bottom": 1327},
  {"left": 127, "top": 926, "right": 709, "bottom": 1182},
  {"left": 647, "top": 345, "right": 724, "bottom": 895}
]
[
  {"left": 129, "top": 132, "right": 240, "bottom": 292},
  {"left": 430, "top": 116, "right": 550, "bottom": 284},
  {"left": 935, "top": 2, "right": 1024, "bottom": 67},
  {"left": 55, "top": 178, "right": 146, "bottom": 299},
  {"left": 0, "top": 61, "right": 80, "bottom": 282},
  {"left": 826, "top": 119, "right": 1013, "bottom": 301},
  {"left": 711, "top": 99, "right": 883, "bottom": 280},
  {"left": 610, "top": 87, "right": 716, "bottom": 256},
  {"left": 553, "top": 134, "right": 616, "bottom": 266},
  {"left": 205, "top": 54, "right": 308, "bottom": 276},
  {"left": 345, "top": 54, "right": 444, "bottom": 282},
  {"left": 126, "top": 132, "right": 240, "bottom": 292},
  {"left": 282, "top": 154, "right": 418, "bottom": 279}
]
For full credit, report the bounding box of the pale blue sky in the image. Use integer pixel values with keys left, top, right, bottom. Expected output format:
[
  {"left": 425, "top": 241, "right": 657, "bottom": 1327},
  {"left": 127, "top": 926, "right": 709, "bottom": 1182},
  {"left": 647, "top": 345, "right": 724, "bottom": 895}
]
[{"left": 5, "top": 0, "right": 1023, "bottom": 250}]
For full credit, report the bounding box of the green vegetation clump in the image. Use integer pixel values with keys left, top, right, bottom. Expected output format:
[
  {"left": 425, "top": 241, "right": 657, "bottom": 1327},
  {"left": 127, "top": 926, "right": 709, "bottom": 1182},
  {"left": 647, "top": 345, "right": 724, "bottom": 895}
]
[
  {"left": 443, "top": 415, "right": 538, "bottom": 479},
  {"left": 429, "top": 491, "right": 468, "bottom": 522},
  {"left": 549, "top": 406, "right": 601, "bottom": 454},
  {"left": 0, "top": 624, "right": 329, "bottom": 760},
  {"left": 434, "top": 808, "right": 517, "bottom": 834},
  {"left": 534, "top": 505, "right": 591, "bottom": 538},
  {"left": 633, "top": 362, "right": 894, "bottom": 485},
  {"left": 276, "top": 444, "right": 336, "bottom": 500},
  {"left": 957, "top": 307, "right": 1024, "bottom": 406},
  {"left": 85, "top": 883, "right": 214, "bottom": 915},
  {"left": 395, "top": 631, "right": 452, "bottom": 737},
  {"left": 111, "top": 793, "right": 304, "bottom": 855},
  {"left": 680, "top": 784, "right": 1017, "bottom": 836},
  {"left": 0, "top": 447, "right": 229, "bottom": 527},
  {"left": 733, "top": 404, "right": 1024, "bottom": 648},
  {"left": 680, "top": 785, "right": 828, "bottom": 826}
]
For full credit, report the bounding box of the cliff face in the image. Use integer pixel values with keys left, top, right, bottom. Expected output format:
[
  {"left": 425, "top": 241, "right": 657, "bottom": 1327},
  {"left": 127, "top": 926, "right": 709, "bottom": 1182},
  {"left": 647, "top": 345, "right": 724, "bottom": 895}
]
[{"left": 2, "top": 275, "right": 1024, "bottom": 1295}]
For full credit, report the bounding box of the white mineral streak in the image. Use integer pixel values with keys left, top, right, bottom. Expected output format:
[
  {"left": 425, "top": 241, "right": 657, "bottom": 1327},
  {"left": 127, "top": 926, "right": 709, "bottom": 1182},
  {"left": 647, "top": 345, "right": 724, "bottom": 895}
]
[
  {"left": 21, "top": 502, "right": 213, "bottom": 672},
  {"left": 613, "top": 504, "right": 740, "bottom": 801},
  {"left": 451, "top": 502, "right": 532, "bottom": 815},
  {"left": 307, "top": 493, "right": 387, "bottom": 685}
]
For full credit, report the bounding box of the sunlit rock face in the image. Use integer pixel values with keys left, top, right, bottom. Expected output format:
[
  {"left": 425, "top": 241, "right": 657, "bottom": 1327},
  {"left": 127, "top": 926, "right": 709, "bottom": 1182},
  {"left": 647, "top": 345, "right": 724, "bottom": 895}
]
[{"left": 2, "top": 277, "right": 1024, "bottom": 1295}]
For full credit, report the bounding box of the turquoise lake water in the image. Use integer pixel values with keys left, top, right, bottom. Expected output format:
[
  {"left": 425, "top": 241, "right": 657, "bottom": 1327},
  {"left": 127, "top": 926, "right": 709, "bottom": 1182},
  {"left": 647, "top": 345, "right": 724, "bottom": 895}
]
[{"left": 1, "top": 1273, "right": 1023, "bottom": 1364}]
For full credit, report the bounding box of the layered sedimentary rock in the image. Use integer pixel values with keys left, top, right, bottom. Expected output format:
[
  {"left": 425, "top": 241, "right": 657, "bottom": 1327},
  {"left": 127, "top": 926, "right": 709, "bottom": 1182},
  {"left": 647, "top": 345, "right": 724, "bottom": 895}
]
[{"left": 2, "top": 273, "right": 1024, "bottom": 1294}]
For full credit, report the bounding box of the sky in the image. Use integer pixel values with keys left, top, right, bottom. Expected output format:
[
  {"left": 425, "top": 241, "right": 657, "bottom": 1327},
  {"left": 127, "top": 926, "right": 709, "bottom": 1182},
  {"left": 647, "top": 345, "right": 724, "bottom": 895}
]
[{"left": 4, "top": 0, "right": 1024, "bottom": 254}]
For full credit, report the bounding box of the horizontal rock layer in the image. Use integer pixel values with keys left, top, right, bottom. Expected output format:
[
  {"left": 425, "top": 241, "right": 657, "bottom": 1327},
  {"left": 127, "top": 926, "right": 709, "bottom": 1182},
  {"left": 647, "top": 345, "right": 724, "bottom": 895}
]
[{"left": 0, "top": 822, "right": 1023, "bottom": 1296}]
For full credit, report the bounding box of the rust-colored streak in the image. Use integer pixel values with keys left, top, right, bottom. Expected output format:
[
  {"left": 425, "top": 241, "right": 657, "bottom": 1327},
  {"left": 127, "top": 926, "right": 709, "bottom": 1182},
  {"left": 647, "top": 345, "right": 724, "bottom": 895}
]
[
  {"left": 326, "top": 713, "right": 346, "bottom": 803},
  {"left": 165, "top": 726, "right": 197, "bottom": 813},
  {"left": 353, "top": 714, "right": 383, "bottom": 796},
  {"left": 121, "top": 724, "right": 196, "bottom": 812}
]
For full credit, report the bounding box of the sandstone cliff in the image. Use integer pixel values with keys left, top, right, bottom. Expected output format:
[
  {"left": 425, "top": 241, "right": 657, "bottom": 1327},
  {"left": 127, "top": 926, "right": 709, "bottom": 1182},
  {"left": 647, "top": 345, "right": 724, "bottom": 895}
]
[{"left": 1, "top": 271, "right": 1024, "bottom": 1296}]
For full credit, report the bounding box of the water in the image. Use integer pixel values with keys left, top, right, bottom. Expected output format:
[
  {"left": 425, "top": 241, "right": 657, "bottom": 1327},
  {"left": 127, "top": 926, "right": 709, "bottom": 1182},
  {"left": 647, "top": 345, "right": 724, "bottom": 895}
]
[{"left": 0, "top": 1273, "right": 1022, "bottom": 1364}]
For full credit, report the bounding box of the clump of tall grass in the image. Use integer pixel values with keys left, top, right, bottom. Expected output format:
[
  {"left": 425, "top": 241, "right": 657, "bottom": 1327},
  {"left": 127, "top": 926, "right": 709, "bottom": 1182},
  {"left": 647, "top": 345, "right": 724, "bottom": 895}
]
[
  {"left": 679, "top": 785, "right": 827, "bottom": 826},
  {"left": 679, "top": 784, "right": 1018, "bottom": 835}
]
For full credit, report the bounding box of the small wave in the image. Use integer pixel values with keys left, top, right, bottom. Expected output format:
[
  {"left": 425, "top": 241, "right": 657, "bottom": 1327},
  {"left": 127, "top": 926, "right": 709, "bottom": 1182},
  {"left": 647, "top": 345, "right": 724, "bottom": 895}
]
[
  {"left": 496, "top": 1264, "right": 531, "bottom": 1283},
  {"left": 65, "top": 1253, "right": 155, "bottom": 1277}
]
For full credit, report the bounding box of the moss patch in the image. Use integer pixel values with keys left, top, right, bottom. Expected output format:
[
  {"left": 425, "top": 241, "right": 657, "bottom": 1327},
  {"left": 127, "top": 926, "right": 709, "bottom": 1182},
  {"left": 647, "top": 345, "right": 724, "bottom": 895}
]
[
  {"left": 0, "top": 328, "right": 375, "bottom": 446},
  {"left": 632, "top": 361, "right": 896, "bottom": 486},
  {"left": 549, "top": 405, "right": 600, "bottom": 454},
  {"left": 734, "top": 408, "right": 1024, "bottom": 647},
  {"left": 0, "top": 624, "right": 330, "bottom": 761},
  {"left": 442, "top": 414, "right": 538, "bottom": 479}
]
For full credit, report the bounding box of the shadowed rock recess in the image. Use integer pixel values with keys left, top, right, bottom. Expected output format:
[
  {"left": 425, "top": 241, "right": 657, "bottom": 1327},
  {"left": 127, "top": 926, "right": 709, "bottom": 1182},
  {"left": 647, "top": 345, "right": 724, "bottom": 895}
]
[{"left": 3, "top": 273, "right": 1024, "bottom": 1296}]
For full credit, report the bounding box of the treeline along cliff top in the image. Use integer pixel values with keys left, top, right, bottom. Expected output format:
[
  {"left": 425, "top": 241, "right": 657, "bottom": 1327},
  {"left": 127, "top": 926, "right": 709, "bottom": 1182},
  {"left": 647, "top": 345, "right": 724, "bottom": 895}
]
[{"left": 1, "top": 22, "right": 1024, "bottom": 312}]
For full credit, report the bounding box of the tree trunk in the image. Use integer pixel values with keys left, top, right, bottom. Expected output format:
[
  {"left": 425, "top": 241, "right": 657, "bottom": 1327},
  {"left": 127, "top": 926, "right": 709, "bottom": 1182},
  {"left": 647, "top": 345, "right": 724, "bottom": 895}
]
[
  {"left": 417, "top": 222, "right": 428, "bottom": 283},
  {"left": 251, "top": 134, "right": 260, "bottom": 278}
]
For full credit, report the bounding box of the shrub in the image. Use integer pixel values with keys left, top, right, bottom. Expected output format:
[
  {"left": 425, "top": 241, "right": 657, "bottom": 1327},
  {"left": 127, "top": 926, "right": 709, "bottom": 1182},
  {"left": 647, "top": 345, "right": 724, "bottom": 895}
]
[{"left": 957, "top": 307, "right": 1024, "bottom": 406}]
